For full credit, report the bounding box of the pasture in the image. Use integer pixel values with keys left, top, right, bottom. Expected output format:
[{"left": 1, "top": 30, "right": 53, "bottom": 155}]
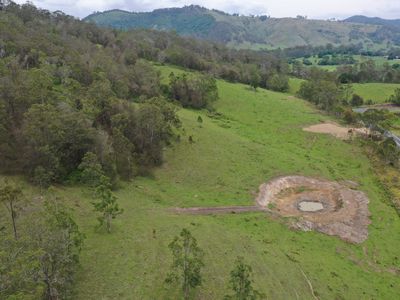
[
  {"left": 3, "top": 65, "right": 399, "bottom": 299},
  {"left": 72, "top": 66, "right": 400, "bottom": 299},
  {"left": 352, "top": 82, "right": 400, "bottom": 104}
]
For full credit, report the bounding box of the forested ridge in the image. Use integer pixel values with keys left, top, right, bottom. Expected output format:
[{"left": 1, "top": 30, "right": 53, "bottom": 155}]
[{"left": 85, "top": 5, "right": 400, "bottom": 49}]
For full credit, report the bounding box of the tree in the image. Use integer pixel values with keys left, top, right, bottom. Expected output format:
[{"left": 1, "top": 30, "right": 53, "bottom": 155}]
[
  {"left": 92, "top": 175, "right": 123, "bottom": 233},
  {"left": 128, "top": 60, "right": 161, "bottom": 98},
  {"left": 266, "top": 73, "right": 289, "bottom": 92},
  {"left": 389, "top": 88, "right": 400, "bottom": 106},
  {"left": 343, "top": 108, "right": 358, "bottom": 124},
  {"left": 169, "top": 73, "right": 218, "bottom": 109},
  {"left": 0, "top": 233, "right": 42, "bottom": 299},
  {"left": 298, "top": 78, "right": 342, "bottom": 111},
  {"left": 351, "top": 94, "right": 364, "bottom": 107},
  {"left": 0, "top": 191, "right": 85, "bottom": 299},
  {"left": 22, "top": 103, "right": 95, "bottom": 182},
  {"left": 0, "top": 180, "right": 24, "bottom": 239},
  {"left": 111, "top": 129, "right": 136, "bottom": 180},
  {"left": 30, "top": 196, "right": 85, "bottom": 299},
  {"left": 166, "top": 228, "right": 204, "bottom": 300},
  {"left": 78, "top": 152, "right": 104, "bottom": 187},
  {"left": 340, "top": 83, "right": 353, "bottom": 104},
  {"left": 249, "top": 67, "right": 261, "bottom": 91},
  {"left": 377, "top": 138, "right": 399, "bottom": 166},
  {"left": 361, "top": 109, "right": 394, "bottom": 134},
  {"left": 33, "top": 166, "right": 53, "bottom": 194},
  {"left": 225, "top": 257, "right": 264, "bottom": 300}
]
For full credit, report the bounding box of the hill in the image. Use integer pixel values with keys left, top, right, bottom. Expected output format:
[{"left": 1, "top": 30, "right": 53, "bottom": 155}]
[
  {"left": 344, "top": 15, "right": 400, "bottom": 27},
  {"left": 344, "top": 15, "right": 400, "bottom": 46},
  {"left": 1, "top": 3, "right": 400, "bottom": 300},
  {"left": 85, "top": 5, "right": 396, "bottom": 49}
]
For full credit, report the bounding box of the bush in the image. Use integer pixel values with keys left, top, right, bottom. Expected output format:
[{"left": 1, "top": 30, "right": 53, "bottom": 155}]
[
  {"left": 389, "top": 88, "right": 400, "bottom": 106},
  {"left": 351, "top": 94, "right": 364, "bottom": 107},
  {"left": 169, "top": 73, "right": 218, "bottom": 109},
  {"left": 343, "top": 108, "right": 358, "bottom": 124},
  {"left": 266, "top": 73, "right": 289, "bottom": 92},
  {"left": 297, "top": 78, "right": 341, "bottom": 111}
]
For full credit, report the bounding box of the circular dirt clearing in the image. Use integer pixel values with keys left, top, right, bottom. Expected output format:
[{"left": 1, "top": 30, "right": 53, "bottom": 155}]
[{"left": 256, "top": 176, "right": 371, "bottom": 243}]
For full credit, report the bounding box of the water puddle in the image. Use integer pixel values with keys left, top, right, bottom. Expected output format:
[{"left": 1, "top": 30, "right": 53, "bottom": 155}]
[{"left": 298, "top": 201, "right": 324, "bottom": 212}]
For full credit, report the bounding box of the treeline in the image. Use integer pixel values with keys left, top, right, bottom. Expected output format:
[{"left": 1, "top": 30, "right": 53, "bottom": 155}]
[
  {"left": 291, "top": 58, "right": 400, "bottom": 84},
  {"left": 119, "top": 30, "right": 289, "bottom": 91},
  {"left": 282, "top": 42, "right": 393, "bottom": 59},
  {"left": 317, "top": 54, "right": 356, "bottom": 66},
  {"left": 337, "top": 61, "right": 400, "bottom": 83}
]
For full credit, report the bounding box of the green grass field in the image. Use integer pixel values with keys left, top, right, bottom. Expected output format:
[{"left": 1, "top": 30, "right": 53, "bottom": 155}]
[
  {"left": 288, "top": 76, "right": 400, "bottom": 105},
  {"left": 288, "top": 77, "right": 305, "bottom": 95},
  {"left": 353, "top": 83, "right": 400, "bottom": 104},
  {"left": 3, "top": 65, "right": 400, "bottom": 299},
  {"left": 353, "top": 55, "right": 400, "bottom": 66},
  {"left": 353, "top": 83, "right": 400, "bottom": 103}
]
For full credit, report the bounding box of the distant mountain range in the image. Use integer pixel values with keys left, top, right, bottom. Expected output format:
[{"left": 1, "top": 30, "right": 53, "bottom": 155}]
[{"left": 84, "top": 5, "right": 400, "bottom": 49}]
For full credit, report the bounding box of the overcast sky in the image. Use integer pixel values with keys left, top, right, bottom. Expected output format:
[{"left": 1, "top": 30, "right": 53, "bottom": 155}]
[{"left": 14, "top": 0, "right": 400, "bottom": 20}]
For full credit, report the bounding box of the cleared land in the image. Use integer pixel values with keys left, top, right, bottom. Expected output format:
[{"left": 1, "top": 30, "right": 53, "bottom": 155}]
[
  {"left": 72, "top": 66, "right": 400, "bottom": 299},
  {"left": 256, "top": 176, "right": 371, "bottom": 244},
  {"left": 352, "top": 83, "right": 400, "bottom": 104},
  {"left": 3, "top": 65, "right": 399, "bottom": 299},
  {"left": 303, "top": 121, "right": 369, "bottom": 140}
]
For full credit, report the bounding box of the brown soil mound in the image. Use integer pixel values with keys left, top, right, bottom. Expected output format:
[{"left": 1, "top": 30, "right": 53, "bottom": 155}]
[
  {"left": 303, "top": 122, "right": 369, "bottom": 140},
  {"left": 256, "top": 176, "right": 371, "bottom": 243}
]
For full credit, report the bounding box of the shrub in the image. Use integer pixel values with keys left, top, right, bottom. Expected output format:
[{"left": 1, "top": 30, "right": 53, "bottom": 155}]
[
  {"left": 351, "top": 94, "right": 364, "bottom": 107},
  {"left": 169, "top": 73, "right": 218, "bottom": 109}
]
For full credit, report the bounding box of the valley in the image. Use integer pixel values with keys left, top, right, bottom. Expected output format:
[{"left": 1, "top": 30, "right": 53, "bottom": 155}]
[{"left": 1, "top": 2, "right": 400, "bottom": 300}]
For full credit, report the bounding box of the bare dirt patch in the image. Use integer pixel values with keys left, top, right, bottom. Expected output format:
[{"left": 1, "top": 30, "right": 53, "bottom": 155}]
[
  {"left": 256, "top": 176, "right": 371, "bottom": 243},
  {"left": 303, "top": 121, "right": 369, "bottom": 140}
]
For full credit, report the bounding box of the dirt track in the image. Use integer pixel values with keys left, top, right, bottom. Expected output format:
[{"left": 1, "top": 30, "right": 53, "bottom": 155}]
[
  {"left": 172, "top": 206, "right": 265, "bottom": 215},
  {"left": 172, "top": 176, "right": 371, "bottom": 244}
]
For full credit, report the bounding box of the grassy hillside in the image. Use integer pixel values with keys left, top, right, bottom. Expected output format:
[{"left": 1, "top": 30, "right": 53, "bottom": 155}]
[
  {"left": 30, "top": 65, "right": 397, "bottom": 299},
  {"left": 288, "top": 77, "right": 305, "bottom": 95},
  {"left": 84, "top": 6, "right": 390, "bottom": 49}
]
